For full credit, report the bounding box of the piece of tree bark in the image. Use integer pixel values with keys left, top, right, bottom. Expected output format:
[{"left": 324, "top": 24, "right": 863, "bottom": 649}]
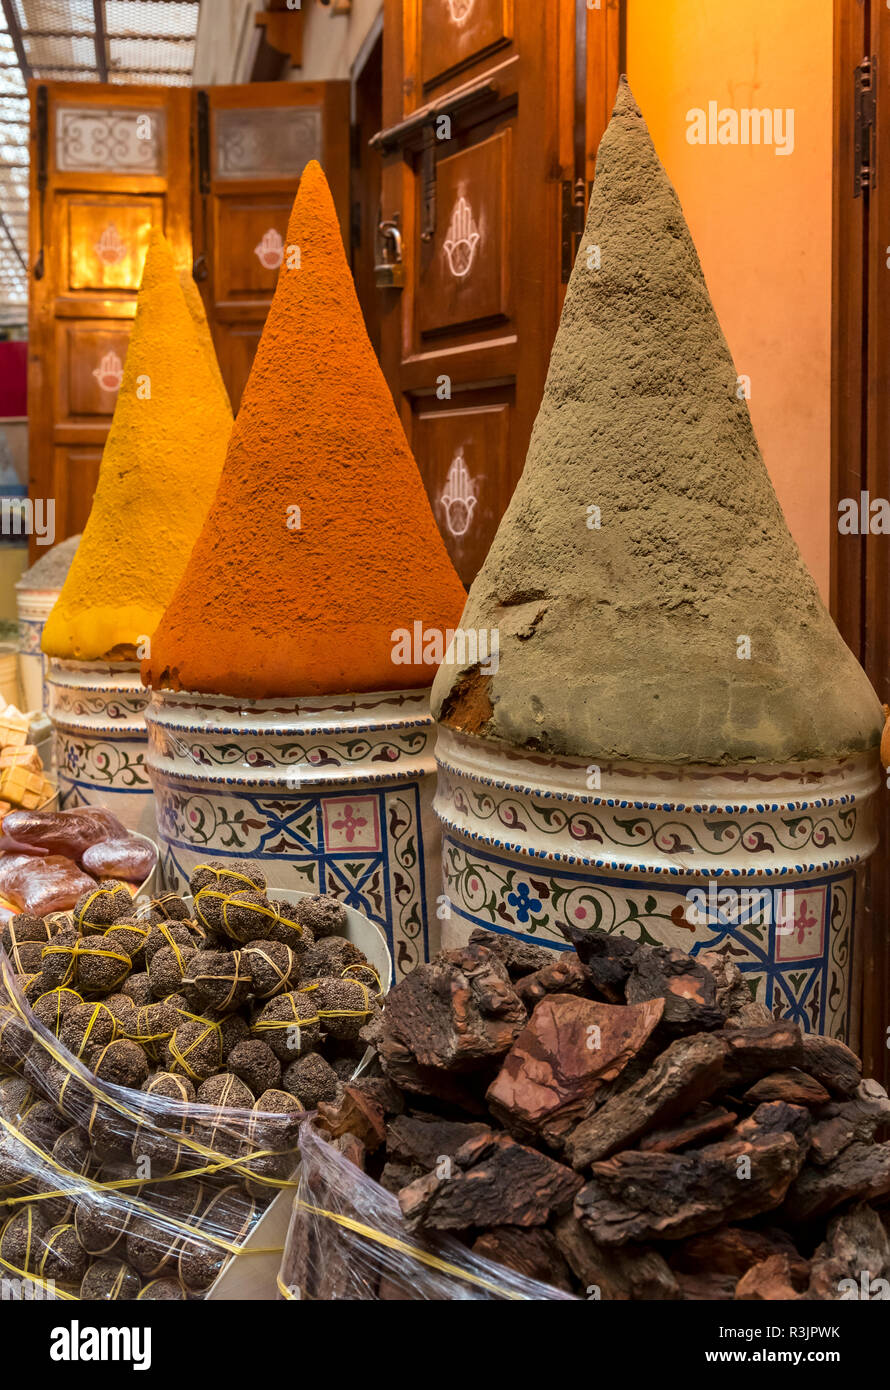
[
  {"left": 380, "top": 944, "right": 527, "bottom": 1075},
  {"left": 809, "top": 1088, "right": 890, "bottom": 1167},
  {"left": 626, "top": 945, "right": 726, "bottom": 1035},
  {"left": 515, "top": 953, "right": 595, "bottom": 1009},
  {"left": 565, "top": 1032, "right": 727, "bottom": 1170},
  {"left": 385, "top": 1112, "right": 491, "bottom": 1172},
  {"left": 734, "top": 1100, "right": 813, "bottom": 1148},
  {"left": 639, "top": 1105, "right": 737, "bottom": 1153},
  {"left": 670, "top": 1223, "right": 807, "bottom": 1281},
  {"left": 697, "top": 950, "right": 770, "bottom": 1026},
  {"left": 717, "top": 1022, "right": 804, "bottom": 1088},
  {"left": 486, "top": 993, "right": 664, "bottom": 1146},
  {"left": 743, "top": 1070, "right": 830, "bottom": 1108},
  {"left": 558, "top": 924, "right": 638, "bottom": 1002},
  {"left": 316, "top": 1084, "right": 386, "bottom": 1152},
  {"left": 553, "top": 1213, "right": 680, "bottom": 1300},
  {"left": 575, "top": 1131, "right": 803, "bottom": 1245},
  {"left": 805, "top": 1203, "right": 890, "bottom": 1301},
  {"left": 734, "top": 1254, "right": 801, "bottom": 1301},
  {"left": 799, "top": 1034, "right": 862, "bottom": 1098},
  {"left": 783, "top": 1141, "right": 890, "bottom": 1222},
  {"left": 330, "top": 1131, "right": 367, "bottom": 1171},
  {"left": 469, "top": 928, "right": 555, "bottom": 979},
  {"left": 398, "top": 1130, "right": 582, "bottom": 1232},
  {"left": 472, "top": 1226, "right": 575, "bottom": 1293}
]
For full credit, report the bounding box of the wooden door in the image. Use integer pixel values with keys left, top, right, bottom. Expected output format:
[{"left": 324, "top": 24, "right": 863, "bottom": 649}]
[
  {"left": 376, "top": 0, "right": 621, "bottom": 587},
  {"left": 192, "top": 82, "right": 350, "bottom": 412},
  {"left": 832, "top": 0, "right": 890, "bottom": 1083},
  {"left": 27, "top": 81, "right": 191, "bottom": 557}
]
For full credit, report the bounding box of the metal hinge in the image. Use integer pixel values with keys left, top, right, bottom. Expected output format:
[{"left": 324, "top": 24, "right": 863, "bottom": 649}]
[
  {"left": 561, "top": 177, "right": 589, "bottom": 283},
  {"left": 854, "top": 56, "right": 876, "bottom": 196}
]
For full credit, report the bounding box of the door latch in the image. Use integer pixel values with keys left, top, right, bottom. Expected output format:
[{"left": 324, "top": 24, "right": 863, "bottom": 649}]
[{"left": 375, "top": 215, "right": 405, "bottom": 289}]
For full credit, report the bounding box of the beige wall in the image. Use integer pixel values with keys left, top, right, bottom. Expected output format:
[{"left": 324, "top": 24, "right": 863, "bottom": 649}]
[
  {"left": 193, "top": 0, "right": 382, "bottom": 86},
  {"left": 627, "top": 0, "right": 833, "bottom": 598}
]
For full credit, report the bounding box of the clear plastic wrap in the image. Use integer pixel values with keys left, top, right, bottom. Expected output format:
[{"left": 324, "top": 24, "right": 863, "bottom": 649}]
[
  {"left": 0, "top": 950, "right": 301, "bottom": 1301},
  {"left": 279, "top": 1120, "right": 577, "bottom": 1301}
]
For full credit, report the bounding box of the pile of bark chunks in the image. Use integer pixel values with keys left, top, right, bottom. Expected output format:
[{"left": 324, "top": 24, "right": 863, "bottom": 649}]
[{"left": 308, "top": 925, "right": 890, "bottom": 1300}]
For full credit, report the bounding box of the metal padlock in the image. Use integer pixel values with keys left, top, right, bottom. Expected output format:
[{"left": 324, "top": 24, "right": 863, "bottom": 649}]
[{"left": 375, "top": 217, "right": 405, "bottom": 289}]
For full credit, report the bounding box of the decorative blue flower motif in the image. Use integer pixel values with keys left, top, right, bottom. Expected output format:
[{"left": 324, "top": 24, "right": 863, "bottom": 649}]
[{"left": 507, "top": 880, "right": 542, "bottom": 924}]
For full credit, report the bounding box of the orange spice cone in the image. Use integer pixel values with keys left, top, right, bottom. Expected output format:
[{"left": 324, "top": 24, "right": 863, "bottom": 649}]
[
  {"left": 143, "top": 160, "right": 466, "bottom": 699},
  {"left": 42, "top": 231, "right": 233, "bottom": 662}
]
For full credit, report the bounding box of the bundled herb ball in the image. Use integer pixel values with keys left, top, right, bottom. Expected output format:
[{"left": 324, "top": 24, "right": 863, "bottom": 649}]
[
  {"left": 20, "top": 972, "right": 47, "bottom": 1005},
  {"left": 148, "top": 943, "right": 197, "bottom": 1000},
  {"left": 131, "top": 1120, "right": 191, "bottom": 1179},
  {"left": 144, "top": 921, "right": 196, "bottom": 965},
  {"left": 300, "top": 934, "right": 366, "bottom": 980},
  {"left": 39, "top": 927, "right": 79, "bottom": 988},
  {"left": 38, "top": 1223, "right": 89, "bottom": 1285},
  {"left": 131, "top": 1003, "right": 179, "bottom": 1061},
  {"left": 202, "top": 889, "right": 281, "bottom": 944},
  {"left": 0, "top": 1206, "right": 47, "bottom": 1272},
  {"left": 60, "top": 1002, "right": 116, "bottom": 1062},
  {"left": 0, "top": 1075, "right": 31, "bottom": 1114},
  {"left": 53, "top": 1126, "right": 96, "bottom": 1182},
  {"left": 218, "top": 1013, "right": 250, "bottom": 1058},
  {"left": 137, "top": 1277, "right": 187, "bottom": 1300},
  {"left": 252, "top": 989, "right": 320, "bottom": 1061},
  {"left": 227, "top": 1039, "right": 281, "bottom": 1096},
  {"left": 268, "top": 902, "right": 311, "bottom": 952},
  {"left": 143, "top": 1070, "right": 196, "bottom": 1109},
  {"left": 190, "top": 859, "right": 266, "bottom": 897},
  {"left": 80, "top": 1259, "right": 142, "bottom": 1301},
  {"left": 242, "top": 940, "right": 299, "bottom": 999},
  {"left": 73, "top": 881, "right": 132, "bottom": 933},
  {"left": 105, "top": 992, "right": 137, "bottom": 1032},
  {"left": 291, "top": 894, "right": 347, "bottom": 940},
  {"left": 122, "top": 972, "right": 153, "bottom": 1007},
  {"left": 93, "top": 1039, "right": 150, "bottom": 1089},
  {"left": 31, "top": 986, "right": 83, "bottom": 1035},
  {"left": 127, "top": 1182, "right": 205, "bottom": 1277},
  {"left": 0, "top": 1012, "right": 33, "bottom": 1070},
  {"left": 105, "top": 921, "right": 149, "bottom": 970},
  {"left": 74, "top": 935, "right": 133, "bottom": 994},
  {"left": 245, "top": 1092, "right": 303, "bottom": 1195},
  {"left": 75, "top": 1195, "right": 133, "bottom": 1257},
  {"left": 148, "top": 892, "right": 191, "bottom": 923},
  {"left": 314, "top": 976, "right": 376, "bottom": 1040},
  {"left": 178, "top": 1185, "right": 256, "bottom": 1293},
  {"left": 5, "top": 938, "right": 44, "bottom": 974},
  {"left": 196, "top": 1071, "right": 254, "bottom": 1112},
  {"left": 17, "top": 1100, "right": 69, "bottom": 1150},
  {"left": 282, "top": 1051, "right": 339, "bottom": 1107},
  {"left": 164, "top": 1017, "right": 223, "bottom": 1081},
  {"left": 187, "top": 950, "right": 253, "bottom": 1012},
  {"left": 2, "top": 912, "right": 51, "bottom": 954}
]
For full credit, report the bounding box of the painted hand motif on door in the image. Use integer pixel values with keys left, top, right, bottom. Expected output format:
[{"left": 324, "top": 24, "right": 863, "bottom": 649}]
[
  {"left": 439, "top": 447, "right": 477, "bottom": 537},
  {"left": 443, "top": 196, "right": 481, "bottom": 279},
  {"left": 254, "top": 228, "right": 284, "bottom": 270},
  {"left": 92, "top": 351, "right": 124, "bottom": 393},
  {"left": 446, "top": 0, "right": 476, "bottom": 23},
  {"left": 94, "top": 223, "right": 127, "bottom": 265}
]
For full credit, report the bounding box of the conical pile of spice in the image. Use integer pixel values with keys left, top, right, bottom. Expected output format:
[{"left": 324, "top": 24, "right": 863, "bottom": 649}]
[
  {"left": 41, "top": 232, "right": 232, "bottom": 663},
  {"left": 432, "top": 80, "right": 882, "bottom": 764},
  {"left": 143, "top": 161, "right": 466, "bottom": 699}
]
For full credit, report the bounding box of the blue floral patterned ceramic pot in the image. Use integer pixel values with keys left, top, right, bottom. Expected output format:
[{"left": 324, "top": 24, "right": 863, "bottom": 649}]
[
  {"left": 434, "top": 725, "right": 880, "bottom": 1041},
  {"left": 47, "top": 658, "right": 154, "bottom": 834},
  {"left": 143, "top": 687, "right": 442, "bottom": 981}
]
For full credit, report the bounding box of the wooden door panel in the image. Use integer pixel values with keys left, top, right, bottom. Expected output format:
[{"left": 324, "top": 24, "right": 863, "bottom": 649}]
[
  {"left": 56, "top": 322, "right": 132, "bottom": 421},
  {"left": 194, "top": 82, "right": 350, "bottom": 412},
  {"left": 213, "top": 196, "right": 292, "bottom": 302},
  {"left": 414, "top": 398, "right": 511, "bottom": 584},
  {"left": 52, "top": 447, "right": 103, "bottom": 538},
  {"left": 420, "top": 0, "right": 514, "bottom": 91},
  {"left": 379, "top": 0, "right": 620, "bottom": 587},
  {"left": 64, "top": 196, "right": 163, "bottom": 293},
  {"left": 417, "top": 128, "right": 511, "bottom": 337},
  {"left": 29, "top": 82, "right": 191, "bottom": 556}
]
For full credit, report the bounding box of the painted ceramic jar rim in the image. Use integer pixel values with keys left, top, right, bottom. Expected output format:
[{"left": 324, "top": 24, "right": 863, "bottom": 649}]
[
  {"left": 434, "top": 725, "right": 880, "bottom": 881},
  {"left": 48, "top": 658, "right": 150, "bottom": 737},
  {"left": 144, "top": 686, "right": 437, "bottom": 790}
]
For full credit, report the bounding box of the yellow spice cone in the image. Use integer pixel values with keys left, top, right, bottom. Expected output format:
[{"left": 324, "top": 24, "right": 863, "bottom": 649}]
[{"left": 42, "top": 232, "right": 233, "bottom": 661}]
